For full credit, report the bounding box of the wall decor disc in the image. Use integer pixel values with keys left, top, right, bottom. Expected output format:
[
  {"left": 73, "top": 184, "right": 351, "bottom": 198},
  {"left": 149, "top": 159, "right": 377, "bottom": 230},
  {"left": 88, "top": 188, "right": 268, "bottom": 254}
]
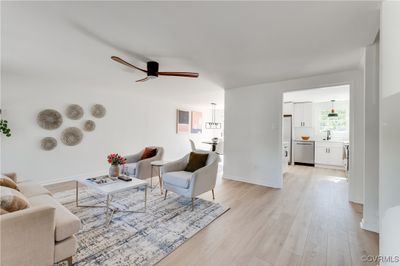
[
  {"left": 83, "top": 120, "right": 96, "bottom": 132},
  {"left": 61, "top": 127, "right": 83, "bottom": 146},
  {"left": 37, "top": 109, "right": 63, "bottom": 130},
  {"left": 40, "top": 137, "right": 57, "bottom": 151},
  {"left": 66, "top": 104, "right": 84, "bottom": 120},
  {"left": 91, "top": 104, "right": 106, "bottom": 118}
]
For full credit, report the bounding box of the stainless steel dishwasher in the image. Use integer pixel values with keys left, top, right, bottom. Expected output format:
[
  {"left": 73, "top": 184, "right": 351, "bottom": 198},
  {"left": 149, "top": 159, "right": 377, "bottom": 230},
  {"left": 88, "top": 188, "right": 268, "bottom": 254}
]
[{"left": 294, "top": 140, "right": 315, "bottom": 166}]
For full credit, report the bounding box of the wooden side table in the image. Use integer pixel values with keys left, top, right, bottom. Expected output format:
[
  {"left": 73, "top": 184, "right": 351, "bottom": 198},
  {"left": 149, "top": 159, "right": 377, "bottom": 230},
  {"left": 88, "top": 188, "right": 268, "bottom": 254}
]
[{"left": 151, "top": 160, "right": 167, "bottom": 195}]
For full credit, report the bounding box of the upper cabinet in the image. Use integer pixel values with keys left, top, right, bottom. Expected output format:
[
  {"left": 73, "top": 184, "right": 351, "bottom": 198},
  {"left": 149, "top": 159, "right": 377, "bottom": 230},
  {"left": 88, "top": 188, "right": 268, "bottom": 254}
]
[{"left": 293, "top": 102, "right": 313, "bottom": 127}]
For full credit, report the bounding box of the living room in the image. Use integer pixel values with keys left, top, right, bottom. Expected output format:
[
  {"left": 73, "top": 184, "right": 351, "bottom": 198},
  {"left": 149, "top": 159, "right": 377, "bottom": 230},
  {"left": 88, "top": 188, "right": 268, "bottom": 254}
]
[{"left": 1, "top": 1, "right": 400, "bottom": 266}]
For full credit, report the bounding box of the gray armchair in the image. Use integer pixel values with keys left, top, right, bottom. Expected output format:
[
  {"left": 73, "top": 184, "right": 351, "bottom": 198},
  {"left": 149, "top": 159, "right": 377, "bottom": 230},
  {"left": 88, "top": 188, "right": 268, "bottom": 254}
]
[
  {"left": 124, "top": 147, "right": 164, "bottom": 180},
  {"left": 162, "top": 150, "right": 220, "bottom": 210}
]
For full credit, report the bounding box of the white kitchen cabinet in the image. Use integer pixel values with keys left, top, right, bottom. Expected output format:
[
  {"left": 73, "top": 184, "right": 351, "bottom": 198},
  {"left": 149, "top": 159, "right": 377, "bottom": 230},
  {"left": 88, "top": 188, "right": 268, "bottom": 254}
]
[
  {"left": 293, "top": 102, "right": 313, "bottom": 127},
  {"left": 315, "top": 141, "right": 344, "bottom": 168}
]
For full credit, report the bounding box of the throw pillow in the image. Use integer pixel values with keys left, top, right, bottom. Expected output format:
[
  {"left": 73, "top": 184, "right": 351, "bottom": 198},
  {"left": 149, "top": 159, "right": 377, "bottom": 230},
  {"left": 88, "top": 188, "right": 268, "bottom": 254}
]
[
  {"left": 2, "top": 172, "right": 17, "bottom": 182},
  {"left": 141, "top": 147, "right": 157, "bottom": 160},
  {"left": 0, "top": 175, "right": 19, "bottom": 190},
  {"left": 184, "top": 152, "right": 209, "bottom": 172},
  {"left": 0, "top": 186, "right": 30, "bottom": 214}
]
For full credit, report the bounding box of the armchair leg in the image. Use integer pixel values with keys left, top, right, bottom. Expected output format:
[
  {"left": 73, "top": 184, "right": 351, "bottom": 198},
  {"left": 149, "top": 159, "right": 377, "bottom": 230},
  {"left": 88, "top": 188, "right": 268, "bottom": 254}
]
[
  {"left": 164, "top": 190, "right": 168, "bottom": 200},
  {"left": 191, "top": 198, "right": 194, "bottom": 211},
  {"left": 212, "top": 189, "right": 215, "bottom": 200},
  {"left": 66, "top": 256, "right": 73, "bottom": 266}
]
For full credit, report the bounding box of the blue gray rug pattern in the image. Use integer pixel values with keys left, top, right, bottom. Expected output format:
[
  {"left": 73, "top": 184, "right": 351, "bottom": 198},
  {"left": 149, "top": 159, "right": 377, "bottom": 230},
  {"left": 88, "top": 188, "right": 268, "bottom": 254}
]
[{"left": 54, "top": 186, "right": 228, "bottom": 266}]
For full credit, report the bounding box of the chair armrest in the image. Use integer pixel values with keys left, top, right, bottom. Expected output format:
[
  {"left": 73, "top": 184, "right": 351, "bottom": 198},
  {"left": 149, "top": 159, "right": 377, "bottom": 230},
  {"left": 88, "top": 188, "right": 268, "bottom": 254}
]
[
  {"left": 125, "top": 151, "right": 142, "bottom": 164},
  {"left": 0, "top": 206, "right": 56, "bottom": 266},
  {"left": 162, "top": 156, "right": 188, "bottom": 174},
  {"left": 135, "top": 157, "right": 158, "bottom": 179},
  {"left": 190, "top": 160, "right": 219, "bottom": 197}
]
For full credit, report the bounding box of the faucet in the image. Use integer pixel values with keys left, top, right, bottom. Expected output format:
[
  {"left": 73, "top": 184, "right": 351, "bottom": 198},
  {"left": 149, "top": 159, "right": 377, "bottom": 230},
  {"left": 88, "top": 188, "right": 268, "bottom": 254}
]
[{"left": 326, "top": 130, "right": 331, "bottom": 141}]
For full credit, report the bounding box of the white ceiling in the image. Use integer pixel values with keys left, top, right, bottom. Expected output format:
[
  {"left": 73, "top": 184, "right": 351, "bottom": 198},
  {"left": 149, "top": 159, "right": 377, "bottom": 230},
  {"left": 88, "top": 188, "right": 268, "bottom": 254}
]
[
  {"left": 2, "top": 1, "right": 380, "bottom": 106},
  {"left": 283, "top": 85, "right": 350, "bottom": 103}
]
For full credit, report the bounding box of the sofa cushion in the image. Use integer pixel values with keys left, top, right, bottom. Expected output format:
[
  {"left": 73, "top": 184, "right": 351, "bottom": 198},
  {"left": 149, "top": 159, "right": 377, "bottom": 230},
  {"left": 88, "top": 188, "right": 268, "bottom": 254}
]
[
  {"left": 0, "top": 175, "right": 18, "bottom": 190},
  {"left": 140, "top": 147, "right": 157, "bottom": 160},
  {"left": 17, "top": 181, "right": 52, "bottom": 198},
  {"left": 28, "top": 195, "right": 81, "bottom": 241},
  {"left": 163, "top": 171, "right": 192, "bottom": 189},
  {"left": 0, "top": 186, "right": 30, "bottom": 214},
  {"left": 124, "top": 163, "right": 137, "bottom": 177},
  {"left": 184, "top": 152, "right": 209, "bottom": 172}
]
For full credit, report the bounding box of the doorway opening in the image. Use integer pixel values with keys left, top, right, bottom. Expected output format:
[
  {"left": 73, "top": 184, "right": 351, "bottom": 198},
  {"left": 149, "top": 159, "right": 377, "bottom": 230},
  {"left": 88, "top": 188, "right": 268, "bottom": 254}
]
[{"left": 282, "top": 84, "right": 350, "bottom": 176}]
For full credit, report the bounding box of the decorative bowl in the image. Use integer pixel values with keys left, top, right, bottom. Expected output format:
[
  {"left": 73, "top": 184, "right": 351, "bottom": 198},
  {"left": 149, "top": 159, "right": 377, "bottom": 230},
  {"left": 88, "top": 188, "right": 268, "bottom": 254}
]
[{"left": 301, "top": 136, "right": 310, "bottom": 140}]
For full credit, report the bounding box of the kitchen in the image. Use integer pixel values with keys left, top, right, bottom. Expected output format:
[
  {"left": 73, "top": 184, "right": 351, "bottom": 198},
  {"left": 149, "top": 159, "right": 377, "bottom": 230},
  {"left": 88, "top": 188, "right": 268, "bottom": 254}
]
[{"left": 282, "top": 85, "right": 350, "bottom": 175}]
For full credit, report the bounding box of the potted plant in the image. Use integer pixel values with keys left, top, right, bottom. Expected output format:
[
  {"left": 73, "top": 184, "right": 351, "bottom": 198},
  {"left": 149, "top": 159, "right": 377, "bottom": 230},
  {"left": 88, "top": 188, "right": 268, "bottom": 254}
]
[
  {"left": 0, "top": 119, "right": 11, "bottom": 137},
  {"left": 107, "top": 153, "right": 126, "bottom": 177}
]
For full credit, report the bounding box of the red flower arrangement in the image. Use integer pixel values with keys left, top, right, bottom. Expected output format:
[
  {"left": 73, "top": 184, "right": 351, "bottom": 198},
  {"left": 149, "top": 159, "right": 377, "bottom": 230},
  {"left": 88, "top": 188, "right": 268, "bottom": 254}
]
[{"left": 107, "top": 153, "right": 127, "bottom": 166}]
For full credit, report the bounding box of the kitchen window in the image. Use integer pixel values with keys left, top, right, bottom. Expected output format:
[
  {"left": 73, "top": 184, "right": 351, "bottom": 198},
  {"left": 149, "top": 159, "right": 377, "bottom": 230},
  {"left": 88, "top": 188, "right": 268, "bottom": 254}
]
[{"left": 319, "top": 109, "right": 347, "bottom": 132}]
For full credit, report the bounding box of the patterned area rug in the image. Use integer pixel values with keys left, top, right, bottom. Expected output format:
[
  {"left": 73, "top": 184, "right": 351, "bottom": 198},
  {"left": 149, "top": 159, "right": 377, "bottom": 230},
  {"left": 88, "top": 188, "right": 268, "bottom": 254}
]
[{"left": 54, "top": 186, "right": 229, "bottom": 266}]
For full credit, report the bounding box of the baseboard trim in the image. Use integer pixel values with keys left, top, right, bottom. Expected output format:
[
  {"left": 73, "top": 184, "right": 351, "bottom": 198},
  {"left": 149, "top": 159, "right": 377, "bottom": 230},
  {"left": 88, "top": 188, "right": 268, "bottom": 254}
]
[
  {"left": 223, "top": 175, "right": 282, "bottom": 189},
  {"left": 39, "top": 170, "right": 106, "bottom": 186},
  {"left": 360, "top": 218, "right": 379, "bottom": 233},
  {"left": 315, "top": 164, "right": 346, "bottom": 170}
]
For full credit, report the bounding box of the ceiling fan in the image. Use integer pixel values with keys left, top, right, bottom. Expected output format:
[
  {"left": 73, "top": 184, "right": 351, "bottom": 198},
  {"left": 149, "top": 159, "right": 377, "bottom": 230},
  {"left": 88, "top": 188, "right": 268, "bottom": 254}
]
[{"left": 111, "top": 56, "right": 199, "bottom": 82}]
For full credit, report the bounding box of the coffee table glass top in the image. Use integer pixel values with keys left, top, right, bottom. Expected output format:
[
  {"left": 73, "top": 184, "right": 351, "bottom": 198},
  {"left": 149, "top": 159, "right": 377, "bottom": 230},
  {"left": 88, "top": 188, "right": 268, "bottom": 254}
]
[{"left": 76, "top": 175, "right": 147, "bottom": 194}]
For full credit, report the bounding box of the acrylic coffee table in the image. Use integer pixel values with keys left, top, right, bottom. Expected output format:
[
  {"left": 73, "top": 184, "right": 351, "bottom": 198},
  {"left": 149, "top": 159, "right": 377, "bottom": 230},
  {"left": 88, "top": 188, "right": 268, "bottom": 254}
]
[{"left": 75, "top": 176, "right": 148, "bottom": 226}]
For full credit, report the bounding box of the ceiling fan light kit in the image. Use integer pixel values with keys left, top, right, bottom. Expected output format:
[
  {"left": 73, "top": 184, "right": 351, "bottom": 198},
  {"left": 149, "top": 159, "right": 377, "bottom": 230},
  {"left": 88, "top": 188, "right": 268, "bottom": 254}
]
[{"left": 111, "top": 56, "right": 199, "bottom": 82}]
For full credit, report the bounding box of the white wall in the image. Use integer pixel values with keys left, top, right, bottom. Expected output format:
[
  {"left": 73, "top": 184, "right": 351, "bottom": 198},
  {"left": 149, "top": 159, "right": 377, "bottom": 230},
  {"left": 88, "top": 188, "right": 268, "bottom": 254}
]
[
  {"left": 380, "top": 2, "right": 400, "bottom": 261},
  {"left": 224, "top": 70, "right": 365, "bottom": 203},
  {"left": 1, "top": 81, "right": 223, "bottom": 184},
  {"left": 361, "top": 39, "right": 380, "bottom": 233}
]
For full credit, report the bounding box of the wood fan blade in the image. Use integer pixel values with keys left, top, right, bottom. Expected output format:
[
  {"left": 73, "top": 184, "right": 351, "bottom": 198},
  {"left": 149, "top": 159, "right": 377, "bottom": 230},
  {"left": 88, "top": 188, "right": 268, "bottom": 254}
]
[
  {"left": 111, "top": 56, "right": 147, "bottom": 73},
  {"left": 158, "top": 72, "right": 199, "bottom": 78},
  {"left": 136, "top": 77, "right": 150, "bottom": 82}
]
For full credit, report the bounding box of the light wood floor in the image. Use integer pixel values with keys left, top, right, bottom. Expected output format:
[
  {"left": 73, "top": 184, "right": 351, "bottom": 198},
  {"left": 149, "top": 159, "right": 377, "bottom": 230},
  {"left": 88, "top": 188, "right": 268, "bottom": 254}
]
[{"left": 46, "top": 165, "right": 378, "bottom": 266}]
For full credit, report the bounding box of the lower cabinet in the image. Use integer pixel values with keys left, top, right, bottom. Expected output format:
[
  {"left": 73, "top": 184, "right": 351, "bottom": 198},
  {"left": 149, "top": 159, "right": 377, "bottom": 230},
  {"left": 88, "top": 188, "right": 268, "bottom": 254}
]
[{"left": 315, "top": 141, "right": 344, "bottom": 168}]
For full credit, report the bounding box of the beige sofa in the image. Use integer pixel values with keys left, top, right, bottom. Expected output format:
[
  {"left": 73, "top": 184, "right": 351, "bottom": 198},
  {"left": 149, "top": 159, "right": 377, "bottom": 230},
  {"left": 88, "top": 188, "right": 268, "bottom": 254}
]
[{"left": 0, "top": 173, "right": 80, "bottom": 266}]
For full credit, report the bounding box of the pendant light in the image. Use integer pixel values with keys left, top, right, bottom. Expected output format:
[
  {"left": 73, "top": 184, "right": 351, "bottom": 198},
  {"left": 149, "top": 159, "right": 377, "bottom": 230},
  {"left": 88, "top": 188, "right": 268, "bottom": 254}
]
[
  {"left": 205, "top": 103, "right": 222, "bottom": 129},
  {"left": 328, "top": 100, "right": 338, "bottom": 117}
]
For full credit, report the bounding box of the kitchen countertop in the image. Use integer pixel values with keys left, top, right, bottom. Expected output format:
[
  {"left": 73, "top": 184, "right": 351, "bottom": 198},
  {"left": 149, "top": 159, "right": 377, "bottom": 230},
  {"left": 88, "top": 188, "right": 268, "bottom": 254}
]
[{"left": 294, "top": 139, "right": 348, "bottom": 144}]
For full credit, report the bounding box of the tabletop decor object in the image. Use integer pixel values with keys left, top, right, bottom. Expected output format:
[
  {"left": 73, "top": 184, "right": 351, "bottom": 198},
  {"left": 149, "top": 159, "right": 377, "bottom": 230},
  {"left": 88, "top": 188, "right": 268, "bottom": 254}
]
[
  {"left": 107, "top": 153, "right": 126, "bottom": 177},
  {"left": 37, "top": 109, "right": 63, "bottom": 130},
  {"left": 91, "top": 104, "right": 106, "bottom": 118},
  {"left": 61, "top": 127, "right": 83, "bottom": 146},
  {"left": 66, "top": 104, "right": 84, "bottom": 120},
  {"left": 40, "top": 137, "right": 57, "bottom": 151},
  {"left": 83, "top": 120, "right": 96, "bottom": 132}
]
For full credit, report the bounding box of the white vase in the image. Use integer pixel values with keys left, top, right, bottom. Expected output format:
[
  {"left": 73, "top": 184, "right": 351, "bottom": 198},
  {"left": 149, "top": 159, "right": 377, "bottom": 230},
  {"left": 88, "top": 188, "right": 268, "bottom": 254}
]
[{"left": 109, "top": 165, "right": 120, "bottom": 177}]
